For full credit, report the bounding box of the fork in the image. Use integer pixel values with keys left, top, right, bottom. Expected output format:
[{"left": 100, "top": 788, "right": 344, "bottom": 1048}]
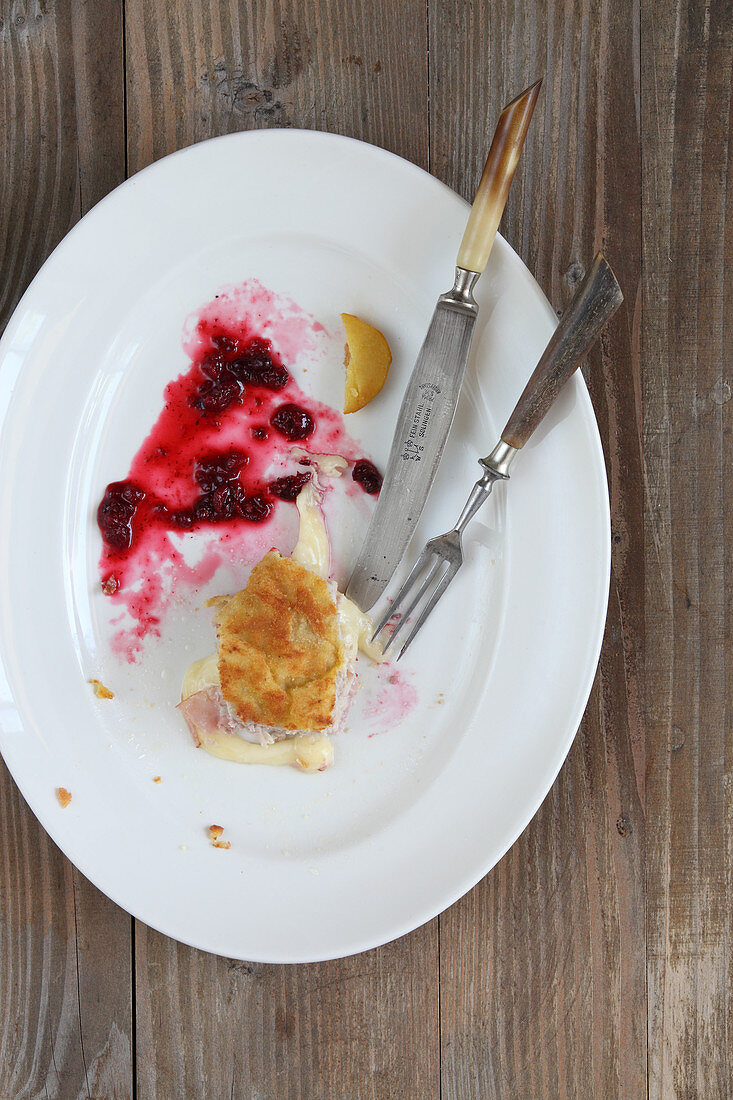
[{"left": 372, "top": 252, "right": 623, "bottom": 659}]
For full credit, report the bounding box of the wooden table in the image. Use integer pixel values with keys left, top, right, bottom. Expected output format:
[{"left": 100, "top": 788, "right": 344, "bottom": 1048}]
[{"left": 1, "top": 2, "right": 729, "bottom": 1096}]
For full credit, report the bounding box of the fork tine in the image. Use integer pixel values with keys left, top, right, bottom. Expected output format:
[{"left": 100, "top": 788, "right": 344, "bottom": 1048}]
[
  {"left": 370, "top": 545, "right": 436, "bottom": 640},
  {"left": 396, "top": 560, "right": 459, "bottom": 660},
  {"left": 380, "top": 553, "right": 443, "bottom": 655}
]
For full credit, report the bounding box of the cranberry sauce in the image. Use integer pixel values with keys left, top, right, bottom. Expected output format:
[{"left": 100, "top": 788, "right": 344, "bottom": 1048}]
[
  {"left": 352, "top": 459, "right": 383, "bottom": 495},
  {"left": 97, "top": 333, "right": 287, "bottom": 583},
  {"left": 268, "top": 471, "right": 312, "bottom": 501},
  {"left": 97, "top": 481, "right": 145, "bottom": 550},
  {"left": 270, "top": 403, "right": 314, "bottom": 441},
  {"left": 96, "top": 281, "right": 382, "bottom": 659}
]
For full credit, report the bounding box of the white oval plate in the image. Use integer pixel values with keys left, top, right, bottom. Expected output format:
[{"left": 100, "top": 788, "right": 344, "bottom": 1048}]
[{"left": 0, "top": 131, "right": 608, "bottom": 962}]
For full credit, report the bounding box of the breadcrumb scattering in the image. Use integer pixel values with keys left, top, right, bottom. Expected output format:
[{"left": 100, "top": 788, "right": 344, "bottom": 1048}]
[
  {"left": 89, "top": 679, "right": 115, "bottom": 700},
  {"left": 208, "top": 824, "right": 231, "bottom": 849},
  {"left": 57, "top": 787, "right": 72, "bottom": 808}
]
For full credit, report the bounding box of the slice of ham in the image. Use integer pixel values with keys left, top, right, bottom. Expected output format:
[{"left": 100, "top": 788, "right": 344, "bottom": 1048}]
[{"left": 177, "top": 687, "right": 241, "bottom": 747}]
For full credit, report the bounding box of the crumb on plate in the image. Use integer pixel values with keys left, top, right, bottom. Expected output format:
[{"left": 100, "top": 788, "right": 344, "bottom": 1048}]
[
  {"left": 204, "top": 594, "right": 231, "bottom": 612},
  {"left": 57, "top": 787, "right": 72, "bottom": 808},
  {"left": 153, "top": 775, "right": 161, "bottom": 784},
  {"left": 208, "top": 824, "right": 231, "bottom": 849},
  {"left": 89, "top": 679, "right": 114, "bottom": 700}
]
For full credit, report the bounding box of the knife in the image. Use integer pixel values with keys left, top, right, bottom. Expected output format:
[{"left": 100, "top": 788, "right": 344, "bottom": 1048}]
[{"left": 346, "top": 79, "right": 543, "bottom": 612}]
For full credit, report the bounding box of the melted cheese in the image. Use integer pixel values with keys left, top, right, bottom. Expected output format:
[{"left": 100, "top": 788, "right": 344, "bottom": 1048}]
[
  {"left": 180, "top": 654, "right": 332, "bottom": 771},
  {"left": 182, "top": 653, "right": 220, "bottom": 696},
  {"left": 291, "top": 482, "right": 330, "bottom": 578},
  {"left": 198, "top": 729, "right": 333, "bottom": 772},
  {"left": 290, "top": 471, "right": 383, "bottom": 661},
  {"left": 291, "top": 447, "right": 348, "bottom": 478},
  {"left": 338, "top": 593, "right": 384, "bottom": 663},
  {"left": 181, "top": 452, "right": 381, "bottom": 769}
]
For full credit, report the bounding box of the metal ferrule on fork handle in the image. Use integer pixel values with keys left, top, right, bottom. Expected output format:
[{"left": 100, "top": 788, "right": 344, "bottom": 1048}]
[
  {"left": 481, "top": 439, "right": 518, "bottom": 480},
  {"left": 450, "top": 439, "right": 518, "bottom": 547},
  {"left": 450, "top": 441, "right": 518, "bottom": 537}
]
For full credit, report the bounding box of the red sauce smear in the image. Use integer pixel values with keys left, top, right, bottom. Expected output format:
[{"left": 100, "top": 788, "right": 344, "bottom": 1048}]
[
  {"left": 365, "top": 668, "right": 418, "bottom": 734},
  {"left": 97, "top": 280, "right": 379, "bottom": 662}
]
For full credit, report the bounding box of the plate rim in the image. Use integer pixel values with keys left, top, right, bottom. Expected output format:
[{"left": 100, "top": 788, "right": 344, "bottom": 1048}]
[{"left": 0, "top": 127, "right": 610, "bottom": 962}]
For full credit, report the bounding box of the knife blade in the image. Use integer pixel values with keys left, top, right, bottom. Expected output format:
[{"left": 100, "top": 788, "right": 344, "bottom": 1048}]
[
  {"left": 346, "top": 79, "right": 542, "bottom": 612},
  {"left": 346, "top": 277, "right": 478, "bottom": 610}
]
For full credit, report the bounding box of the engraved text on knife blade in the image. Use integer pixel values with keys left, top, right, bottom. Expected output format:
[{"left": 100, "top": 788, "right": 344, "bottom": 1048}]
[{"left": 346, "top": 303, "right": 476, "bottom": 609}]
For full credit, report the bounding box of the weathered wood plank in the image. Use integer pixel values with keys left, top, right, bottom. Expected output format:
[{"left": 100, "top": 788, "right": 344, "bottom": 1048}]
[
  {"left": 135, "top": 924, "right": 439, "bottom": 1099},
  {"left": 643, "top": 0, "right": 732, "bottom": 1095},
  {"left": 72, "top": 0, "right": 127, "bottom": 211},
  {"left": 0, "top": 760, "right": 133, "bottom": 1100},
  {"left": 0, "top": 2, "right": 76, "bottom": 332},
  {"left": 126, "top": 0, "right": 429, "bottom": 175},
  {"left": 125, "top": 3, "right": 438, "bottom": 1097},
  {"left": 430, "top": 2, "right": 646, "bottom": 1095},
  {"left": 0, "top": 3, "right": 131, "bottom": 1097},
  {"left": 4, "top": 2, "right": 729, "bottom": 1096}
]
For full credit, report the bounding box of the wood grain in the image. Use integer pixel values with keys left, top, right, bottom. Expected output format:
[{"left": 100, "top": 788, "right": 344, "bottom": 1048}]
[
  {"left": 430, "top": 1, "right": 646, "bottom": 1096},
  {"left": 135, "top": 923, "right": 439, "bottom": 1099},
  {"left": 643, "top": 0, "right": 732, "bottom": 1095},
  {"left": 0, "top": 760, "right": 133, "bottom": 1099},
  {"left": 125, "top": 0, "right": 429, "bottom": 175},
  {"left": 0, "top": 3, "right": 131, "bottom": 1098},
  {"left": 2, "top": 1, "right": 731, "bottom": 1096},
  {"left": 0, "top": 1, "right": 75, "bottom": 333}
]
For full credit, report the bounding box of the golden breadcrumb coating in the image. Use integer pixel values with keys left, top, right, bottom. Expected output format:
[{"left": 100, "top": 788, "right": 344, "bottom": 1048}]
[{"left": 216, "top": 551, "right": 342, "bottom": 732}]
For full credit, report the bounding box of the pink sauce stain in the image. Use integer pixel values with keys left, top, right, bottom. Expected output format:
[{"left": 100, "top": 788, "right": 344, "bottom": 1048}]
[
  {"left": 97, "top": 279, "right": 379, "bottom": 662},
  {"left": 364, "top": 666, "right": 419, "bottom": 736}
]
